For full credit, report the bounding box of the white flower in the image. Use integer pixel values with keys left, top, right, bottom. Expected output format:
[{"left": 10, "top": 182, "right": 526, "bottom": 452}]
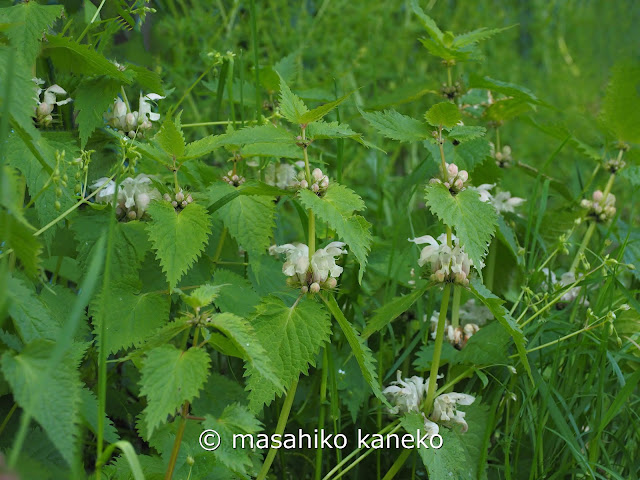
[
  {"left": 271, "top": 241, "right": 346, "bottom": 290},
  {"left": 431, "top": 392, "right": 475, "bottom": 432},
  {"left": 311, "top": 242, "right": 347, "bottom": 283},
  {"left": 581, "top": 190, "right": 616, "bottom": 222},
  {"left": 90, "top": 177, "right": 117, "bottom": 204},
  {"left": 429, "top": 162, "right": 469, "bottom": 193},
  {"left": 471, "top": 184, "right": 525, "bottom": 213},
  {"left": 90, "top": 174, "right": 160, "bottom": 218},
  {"left": 409, "top": 234, "right": 475, "bottom": 286},
  {"left": 264, "top": 162, "right": 299, "bottom": 189},
  {"left": 104, "top": 93, "right": 164, "bottom": 137},
  {"left": 139, "top": 92, "right": 164, "bottom": 124},
  {"left": 382, "top": 371, "right": 428, "bottom": 415},
  {"left": 33, "top": 78, "right": 72, "bottom": 124},
  {"left": 271, "top": 243, "right": 310, "bottom": 283},
  {"left": 459, "top": 299, "right": 492, "bottom": 325}
]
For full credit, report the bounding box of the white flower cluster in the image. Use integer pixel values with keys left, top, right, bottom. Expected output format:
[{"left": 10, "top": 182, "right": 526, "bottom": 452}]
[
  {"left": 269, "top": 241, "right": 347, "bottom": 293},
  {"left": 409, "top": 234, "right": 476, "bottom": 286},
  {"left": 604, "top": 156, "right": 625, "bottom": 173},
  {"left": 490, "top": 142, "right": 513, "bottom": 168},
  {"left": 223, "top": 170, "right": 246, "bottom": 187},
  {"left": 542, "top": 268, "right": 588, "bottom": 306},
  {"left": 294, "top": 168, "right": 330, "bottom": 195},
  {"left": 472, "top": 183, "right": 526, "bottom": 213},
  {"left": 163, "top": 190, "right": 194, "bottom": 210},
  {"left": 429, "top": 162, "right": 469, "bottom": 194},
  {"left": 429, "top": 300, "right": 490, "bottom": 349},
  {"left": 581, "top": 190, "right": 616, "bottom": 222},
  {"left": 263, "top": 162, "right": 299, "bottom": 189},
  {"left": 382, "top": 371, "right": 475, "bottom": 434},
  {"left": 33, "top": 78, "right": 72, "bottom": 126},
  {"left": 104, "top": 93, "right": 164, "bottom": 138},
  {"left": 91, "top": 174, "right": 161, "bottom": 219}
]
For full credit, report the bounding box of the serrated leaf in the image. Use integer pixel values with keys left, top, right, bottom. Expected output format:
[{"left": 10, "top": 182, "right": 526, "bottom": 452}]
[
  {"left": 323, "top": 294, "right": 388, "bottom": 405},
  {"left": 128, "top": 64, "right": 164, "bottom": 95},
  {"left": 424, "top": 183, "right": 497, "bottom": 276},
  {"left": 468, "top": 74, "right": 543, "bottom": 105},
  {"left": 245, "top": 296, "right": 331, "bottom": 411},
  {"left": 204, "top": 404, "right": 263, "bottom": 475},
  {"left": 42, "top": 35, "right": 132, "bottom": 83},
  {"left": 146, "top": 201, "right": 212, "bottom": 289},
  {"left": 154, "top": 115, "right": 186, "bottom": 157},
  {"left": 298, "top": 91, "right": 352, "bottom": 124},
  {"left": 182, "top": 284, "right": 224, "bottom": 309},
  {"left": 79, "top": 387, "right": 119, "bottom": 444},
  {"left": 241, "top": 142, "right": 303, "bottom": 159},
  {"left": 360, "top": 109, "right": 431, "bottom": 142},
  {"left": 0, "top": 2, "right": 63, "bottom": 65},
  {"left": 1, "top": 210, "right": 42, "bottom": 278},
  {"left": 453, "top": 26, "right": 514, "bottom": 48},
  {"left": 469, "top": 279, "right": 532, "bottom": 382},
  {"left": 600, "top": 61, "right": 640, "bottom": 143},
  {"left": 140, "top": 345, "right": 211, "bottom": 436},
  {"left": 298, "top": 184, "right": 371, "bottom": 282},
  {"left": 410, "top": 0, "right": 444, "bottom": 42},
  {"left": 447, "top": 125, "right": 486, "bottom": 143},
  {"left": 0, "top": 48, "right": 40, "bottom": 136},
  {"left": 306, "top": 120, "right": 364, "bottom": 143},
  {"left": 75, "top": 77, "right": 121, "bottom": 147},
  {"left": 183, "top": 134, "right": 226, "bottom": 159},
  {"left": 1, "top": 340, "right": 83, "bottom": 466},
  {"left": 213, "top": 269, "right": 261, "bottom": 318},
  {"left": 453, "top": 137, "right": 491, "bottom": 171},
  {"left": 7, "top": 276, "right": 58, "bottom": 344},
  {"left": 220, "top": 124, "right": 296, "bottom": 148},
  {"left": 278, "top": 75, "right": 308, "bottom": 124},
  {"left": 425, "top": 102, "right": 462, "bottom": 128}
]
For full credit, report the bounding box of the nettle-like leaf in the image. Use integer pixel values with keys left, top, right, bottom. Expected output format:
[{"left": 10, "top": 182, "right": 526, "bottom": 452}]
[
  {"left": 600, "top": 61, "right": 640, "bottom": 143},
  {"left": 278, "top": 75, "right": 308, "bottom": 124},
  {"left": 139, "top": 345, "right": 211, "bottom": 436},
  {"left": 424, "top": 183, "right": 497, "bottom": 276},
  {"left": 360, "top": 109, "right": 432, "bottom": 142},
  {"left": 203, "top": 404, "right": 263, "bottom": 475},
  {"left": 213, "top": 269, "right": 261, "bottom": 318},
  {"left": 75, "top": 77, "right": 122, "bottom": 148},
  {"left": 425, "top": 101, "right": 462, "bottom": 128},
  {"left": 0, "top": 2, "right": 64, "bottom": 65},
  {"left": 0, "top": 210, "right": 43, "bottom": 278},
  {"left": 154, "top": 115, "right": 186, "bottom": 157},
  {"left": 245, "top": 296, "right": 331, "bottom": 411},
  {"left": 306, "top": 120, "right": 365, "bottom": 144},
  {"left": 146, "top": 201, "right": 212, "bottom": 289},
  {"left": 0, "top": 48, "right": 40, "bottom": 136},
  {"left": 181, "top": 284, "right": 224, "bottom": 309},
  {"left": 298, "top": 183, "right": 372, "bottom": 282},
  {"left": 425, "top": 137, "right": 491, "bottom": 172},
  {"left": 298, "top": 91, "right": 352, "bottom": 124},
  {"left": 207, "top": 183, "right": 276, "bottom": 257},
  {"left": 1, "top": 340, "right": 84, "bottom": 467},
  {"left": 447, "top": 125, "right": 486, "bottom": 143},
  {"left": 7, "top": 276, "right": 58, "bottom": 344},
  {"left": 470, "top": 280, "right": 532, "bottom": 381}
]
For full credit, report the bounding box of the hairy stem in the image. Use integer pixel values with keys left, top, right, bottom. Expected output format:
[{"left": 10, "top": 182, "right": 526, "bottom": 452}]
[
  {"left": 425, "top": 283, "right": 451, "bottom": 413},
  {"left": 164, "top": 402, "right": 189, "bottom": 480},
  {"left": 451, "top": 285, "right": 461, "bottom": 329}
]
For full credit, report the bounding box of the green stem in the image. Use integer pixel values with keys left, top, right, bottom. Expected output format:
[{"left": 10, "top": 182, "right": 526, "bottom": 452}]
[
  {"left": 381, "top": 448, "right": 412, "bottom": 480},
  {"left": 425, "top": 283, "right": 451, "bottom": 413},
  {"left": 602, "top": 172, "right": 616, "bottom": 198},
  {"left": 314, "top": 349, "right": 329, "bottom": 480},
  {"left": 164, "top": 402, "right": 189, "bottom": 480},
  {"left": 438, "top": 126, "right": 447, "bottom": 177},
  {"left": 485, "top": 241, "right": 497, "bottom": 291},
  {"left": 451, "top": 285, "right": 461, "bottom": 328},
  {"left": 569, "top": 221, "right": 596, "bottom": 274},
  {"left": 169, "top": 63, "right": 217, "bottom": 117},
  {"left": 76, "top": 0, "right": 107, "bottom": 43},
  {"left": 8, "top": 410, "right": 30, "bottom": 468},
  {"left": 495, "top": 127, "right": 501, "bottom": 152},
  {"left": 249, "top": 0, "right": 262, "bottom": 119},
  {"left": 0, "top": 403, "right": 17, "bottom": 437},
  {"left": 256, "top": 378, "right": 299, "bottom": 480},
  {"left": 446, "top": 66, "right": 452, "bottom": 87},
  {"left": 302, "top": 127, "right": 316, "bottom": 259}
]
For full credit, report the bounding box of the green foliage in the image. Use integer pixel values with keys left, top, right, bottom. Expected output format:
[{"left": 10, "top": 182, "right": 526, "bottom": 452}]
[
  {"left": 0, "top": 48, "right": 40, "bottom": 135},
  {"left": 425, "top": 101, "right": 462, "bottom": 128},
  {"left": 75, "top": 77, "right": 122, "bottom": 147},
  {"left": 154, "top": 115, "right": 186, "bottom": 157},
  {"left": 146, "top": 201, "right": 212, "bottom": 289},
  {"left": 424, "top": 183, "right": 497, "bottom": 275},
  {"left": 360, "top": 109, "right": 431, "bottom": 142},
  {"left": 600, "top": 61, "right": 640, "bottom": 143},
  {"left": 139, "top": 345, "right": 210, "bottom": 436},
  {"left": 0, "top": 210, "right": 42, "bottom": 278}
]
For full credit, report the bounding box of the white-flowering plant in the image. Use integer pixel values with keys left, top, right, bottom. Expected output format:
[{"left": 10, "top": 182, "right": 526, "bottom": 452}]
[
  {"left": 581, "top": 189, "right": 616, "bottom": 222},
  {"left": 33, "top": 78, "right": 72, "bottom": 126},
  {"left": 410, "top": 233, "right": 477, "bottom": 286},
  {"left": 90, "top": 174, "right": 161, "bottom": 219},
  {"left": 472, "top": 183, "right": 526, "bottom": 213},
  {"left": 105, "top": 93, "right": 164, "bottom": 138},
  {"left": 429, "top": 162, "right": 469, "bottom": 194}
]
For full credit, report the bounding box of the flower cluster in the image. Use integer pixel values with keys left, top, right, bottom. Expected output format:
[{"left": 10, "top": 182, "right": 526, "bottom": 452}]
[
  {"left": 222, "top": 170, "right": 246, "bottom": 187},
  {"left": 581, "top": 190, "right": 616, "bottom": 222},
  {"left": 263, "top": 162, "right": 299, "bottom": 189},
  {"left": 382, "top": 371, "right": 475, "bottom": 433},
  {"left": 269, "top": 241, "right": 346, "bottom": 293},
  {"left": 428, "top": 300, "right": 490, "bottom": 349},
  {"left": 104, "top": 93, "right": 164, "bottom": 138},
  {"left": 294, "top": 168, "right": 330, "bottom": 195},
  {"left": 91, "top": 174, "right": 161, "bottom": 219},
  {"left": 429, "top": 163, "right": 469, "bottom": 194},
  {"left": 490, "top": 143, "right": 513, "bottom": 168},
  {"left": 604, "top": 156, "right": 625, "bottom": 173},
  {"left": 542, "top": 268, "right": 588, "bottom": 306},
  {"left": 410, "top": 234, "right": 476, "bottom": 286},
  {"left": 33, "top": 78, "right": 72, "bottom": 126},
  {"left": 163, "top": 190, "right": 194, "bottom": 211},
  {"left": 472, "top": 183, "right": 526, "bottom": 213}
]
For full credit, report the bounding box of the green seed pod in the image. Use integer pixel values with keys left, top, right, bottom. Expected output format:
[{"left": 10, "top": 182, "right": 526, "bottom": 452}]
[
  {"left": 54, "top": 200, "right": 61, "bottom": 210},
  {"left": 56, "top": 187, "right": 62, "bottom": 196}
]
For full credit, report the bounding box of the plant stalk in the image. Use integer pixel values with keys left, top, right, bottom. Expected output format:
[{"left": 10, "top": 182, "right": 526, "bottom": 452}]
[
  {"left": 164, "top": 402, "right": 189, "bottom": 480},
  {"left": 425, "top": 283, "right": 451, "bottom": 413},
  {"left": 314, "top": 349, "right": 329, "bottom": 480}
]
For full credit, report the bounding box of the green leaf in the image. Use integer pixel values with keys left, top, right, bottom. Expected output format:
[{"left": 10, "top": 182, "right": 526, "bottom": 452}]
[
  {"left": 140, "top": 345, "right": 211, "bottom": 436},
  {"left": 298, "top": 183, "right": 371, "bottom": 282},
  {"left": 182, "top": 284, "right": 224, "bottom": 309},
  {"left": 322, "top": 294, "right": 388, "bottom": 405},
  {"left": 0, "top": 2, "right": 64, "bottom": 65},
  {"left": 79, "top": 387, "right": 119, "bottom": 444},
  {"left": 75, "top": 77, "right": 121, "bottom": 147},
  {"left": 306, "top": 120, "right": 365, "bottom": 144},
  {"left": 183, "top": 134, "right": 226, "bottom": 159},
  {"left": 298, "top": 91, "right": 352, "bottom": 124},
  {"left": 425, "top": 102, "right": 462, "bottom": 128},
  {"left": 245, "top": 296, "right": 331, "bottom": 411},
  {"left": 278, "top": 75, "right": 308, "bottom": 124},
  {"left": 1, "top": 340, "right": 84, "bottom": 466},
  {"left": 453, "top": 137, "right": 491, "bottom": 172},
  {"left": 363, "top": 283, "right": 432, "bottom": 338},
  {"left": 0, "top": 48, "right": 40, "bottom": 135},
  {"left": 42, "top": 35, "right": 133, "bottom": 83},
  {"left": 1, "top": 210, "right": 42, "bottom": 278},
  {"left": 600, "top": 61, "right": 640, "bottom": 143},
  {"left": 453, "top": 26, "right": 515, "bottom": 48},
  {"left": 360, "top": 109, "right": 431, "bottom": 142},
  {"left": 154, "top": 115, "right": 186, "bottom": 157},
  {"left": 447, "top": 125, "right": 486, "bottom": 143},
  {"left": 213, "top": 269, "right": 261, "bottom": 318},
  {"left": 424, "top": 183, "right": 497, "bottom": 276},
  {"left": 410, "top": 0, "right": 444, "bottom": 42},
  {"left": 146, "top": 201, "right": 212, "bottom": 289},
  {"left": 468, "top": 74, "right": 543, "bottom": 105},
  {"left": 204, "top": 404, "right": 263, "bottom": 475},
  {"left": 6, "top": 276, "right": 58, "bottom": 343},
  {"left": 469, "top": 279, "right": 532, "bottom": 381}
]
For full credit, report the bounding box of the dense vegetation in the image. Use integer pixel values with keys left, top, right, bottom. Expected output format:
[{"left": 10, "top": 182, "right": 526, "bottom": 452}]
[{"left": 0, "top": 1, "right": 639, "bottom": 479}]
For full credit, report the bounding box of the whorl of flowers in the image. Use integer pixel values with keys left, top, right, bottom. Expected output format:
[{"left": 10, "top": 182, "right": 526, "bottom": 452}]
[
  {"left": 33, "top": 78, "right": 72, "bottom": 126},
  {"left": 269, "top": 241, "right": 346, "bottom": 293},
  {"left": 581, "top": 190, "right": 616, "bottom": 222},
  {"left": 431, "top": 392, "right": 475, "bottom": 433},
  {"left": 264, "top": 162, "right": 299, "bottom": 189},
  {"left": 91, "top": 174, "right": 161, "bottom": 219},
  {"left": 429, "top": 162, "right": 469, "bottom": 194},
  {"left": 409, "top": 233, "right": 476, "bottom": 286},
  {"left": 490, "top": 142, "right": 513, "bottom": 168},
  {"left": 604, "top": 156, "right": 625, "bottom": 173},
  {"left": 223, "top": 170, "right": 246, "bottom": 187},
  {"left": 294, "top": 168, "right": 330, "bottom": 195},
  {"left": 472, "top": 183, "right": 526, "bottom": 213},
  {"left": 163, "top": 190, "right": 194, "bottom": 211},
  {"left": 541, "top": 268, "right": 588, "bottom": 306},
  {"left": 104, "top": 93, "right": 164, "bottom": 139}
]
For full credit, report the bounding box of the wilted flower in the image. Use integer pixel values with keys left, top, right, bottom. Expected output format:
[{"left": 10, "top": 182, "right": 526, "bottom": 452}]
[
  {"left": 431, "top": 392, "right": 475, "bottom": 432},
  {"left": 581, "top": 190, "right": 616, "bottom": 222},
  {"left": 409, "top": 233, "right": 476, "bottom": 286},
  {"left": 33, "top": 78, "right": 72, "bottom": 126}
]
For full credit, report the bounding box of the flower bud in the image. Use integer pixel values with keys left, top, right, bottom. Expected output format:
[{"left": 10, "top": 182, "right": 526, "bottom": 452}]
[
  {"left": 593, "top": 190, "right": 603, "bottom": 202},
  {"left": 37, "top": 102, "right": 53, "bottom": 117},
  {"left": 163, "top": 193, "right": 171, "bottom": 202},
  {"left": 116, "top": 207, "right": 123, "bottom": 216},
  {"left": 325, "top": 277, "right": 337, "bottom": 289},
  {"left": 300, "top": 180, "right": 308, "bottom": 189},
  {"left": 181, "top": 200, "right": 188, "bottom": 207},
  {"left": 312, "top": 168, "right": 323, "bottom": 181},
  {"left": 172, "top": 200, "right": 178, "bottom": 207},
  {"left": 54, "top": 200, "right": 61, "bottom": 210},
  {"left": 454, "top": 179, "right": 464, "bottom": 190},
  {"left": 186, "top": 455, "right": 195, "bottom": 466},
  {"left": 127, "top": 210, "right": 137, "bottom": 219},
  {"left": 300, "top": 285, "right": 309, "bottom": 293},
  {"left": 320, "top": 178, "right": 329, "bottom": 188},
  {"left": 458, "top": 170, "right": 469, "bottom": 182},
  {"left": 125, "top": 112, "right": 136, "bottom": 128},
  {"left": 43, "top": 114, "right": 53, "bottom": 126},
  {"left": 310, "top": 282, "right": 321, "bottom": 293},
  {"left": 312, "top": 183, "right": 320, "bottom": 193},
  {"left": 128, "top": 131, "right": 136, "bottom": 139},
  {"left": 187, "top": 195, "right": 193, "bottom": 203},
  {"left": 175, "top": 191, "right": 184, "bottom": 202},
  {"left": 447, "top": 163, "right": 458, "bottom": 176},
  {"left": 232, "top": 174, "right": 239, "bottom": 182}
]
